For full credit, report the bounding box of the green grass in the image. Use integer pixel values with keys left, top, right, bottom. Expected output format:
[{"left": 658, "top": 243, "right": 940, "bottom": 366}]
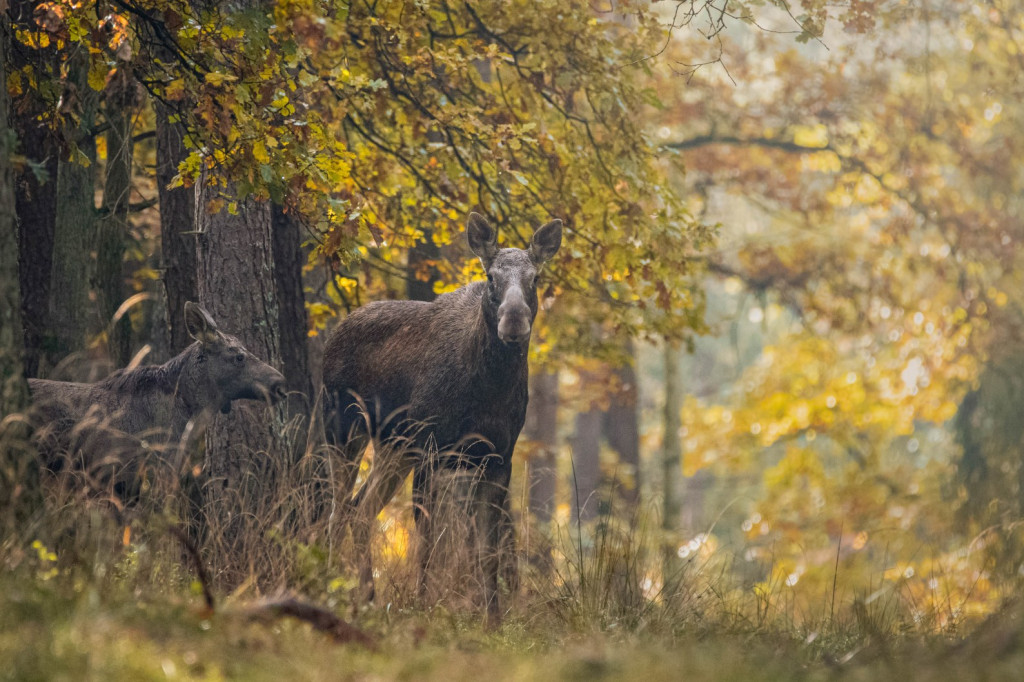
[{"left": 5, "top": 536, "right": 1024, "bottom": 682}]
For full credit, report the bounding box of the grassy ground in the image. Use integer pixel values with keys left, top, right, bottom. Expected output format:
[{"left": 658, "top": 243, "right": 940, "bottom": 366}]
[
  {"left": 4, "top": 533, "right": 1024, "bottom": 682},
  {"left": 3, "top": 423, "right": 1022, "bottom": 682}
]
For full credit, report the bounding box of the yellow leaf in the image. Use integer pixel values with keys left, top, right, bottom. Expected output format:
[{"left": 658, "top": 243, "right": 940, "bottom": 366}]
[
  {"left": 793, "top": 124, "right": 828, "bottom": 149},
  {"left": 87, "top": 62, "right": 108, "bottom": 92},
  {"left": 253, "top": 140, "right": 270, "bottom": 164},
  {"left": 205, "top": 71, "right": 237, "bottom": 86},
  {"left": 6, "top": 70, "right": 22, "bottom": 96},
  {"left": 165, "top": 78, "right": 186, "bottom": 101}
]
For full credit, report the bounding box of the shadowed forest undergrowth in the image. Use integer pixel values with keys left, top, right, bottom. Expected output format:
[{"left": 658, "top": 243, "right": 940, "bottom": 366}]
[{"left": 4, "top": 414, "right": 1024, "bottom": 682}]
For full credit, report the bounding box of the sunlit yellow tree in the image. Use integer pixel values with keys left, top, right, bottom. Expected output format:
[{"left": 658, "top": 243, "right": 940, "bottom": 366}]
[{"left": 650, "top": 0, "right": 1023, "bottom": 621}]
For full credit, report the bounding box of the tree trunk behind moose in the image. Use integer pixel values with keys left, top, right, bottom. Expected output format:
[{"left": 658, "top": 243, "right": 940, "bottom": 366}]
[
  {"left": 604, "top": 341, "right": 640, "bottom": 509},
  {"left": 95, "top": 67, "right": 137, "bottom": 367},
  {"left": 196, "top": 182, "right": 284, "bottom": 582},
  {"left": 523, "top": 368, "right": 558, "bottom": 573},
  {"left": 525, "top": 369, "right": 559, "bottom": 523},
  {"left": 1, "top": 11, "right": 41, "bottom": 523},
  {"left": 271, "top": 204, "right": 312, "bottom": 403},
  {"left": 155, "top": 102, "right": 198, "bottom": 357},
  {"left": 10, "top": 0, "right": 59, "bottom": 379},
  {"left": 0, "top": 17, "right": 28, "bottom": 415},
  {"left": 406, "top": 227, "right": 441, "bottom": 303},
  {"left": 48, "top": 50, "right": 98, "bottom": 376},
  {"left": 571, "top": 397, "right": 603, "bottom": 523}
]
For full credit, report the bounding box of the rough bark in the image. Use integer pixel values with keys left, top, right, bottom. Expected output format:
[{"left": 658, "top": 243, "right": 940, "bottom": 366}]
[
  {"left": 96, "top": 67, "right": 137, "bottom": 366},
  {"left": 525, "top": 368, "right": 558, "bottom": 523},
  {"left": 2, "top": 9, "right": 42, "bottom": 523},
  {"left": 0, "top": 15, "right": 28, "bottom": 415},
  {"left": 155, "top": 101, "right": 197, "bottom": 356},
  {"left": 9, "top": 0, "right": 58, "bottom": 378},
  {"left": 271, "top": 203, "right": 312, "bottom": 401},
  {"left": 195, "top": 182, "right": 285, "bottom": 586},
  {"left": 196, "top": 187, "right": 283, "bottom": 484},
  {"left": 48, "top": 50, "right": 98, "bottom": 374}
]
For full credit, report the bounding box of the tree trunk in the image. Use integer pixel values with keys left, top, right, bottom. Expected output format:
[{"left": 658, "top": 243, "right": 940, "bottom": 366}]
[
  {"left": 10, "top": 0, "right": 58, "bottom": 378},
  {"left": 196, "top": 187, "right": 283, "bottom": 480},
  {"left": 525, "top": 369, "right": 558, "bottom": 523},
  {"left": 271, "top": 203, "right": 312, "bottom": 401},
  {"left": 2, "top": 8, "right": 43, "bottom": 524},
  {"left": 406, "top": 227, "right": 440, "bottom": 303},
  {"left": 603, "top": 340, "right": 640, "bottom": 508},
  {"left": 195, "top": 180, "right": 284, "bottom": 585},
  {"left": 0, "top": 15, "right": 28, "bottom": 414},
  {"left": 155, "top": 101, "right": 197, "bottom": 356},
  {"left": 95, "top": 66, "right": 136, "bottom": 366},
  {"left": 662, "top": 341, "right": 683, "bottom": 574},
  {"left": 571, "top": 398, "right": 603, "bottom": 524},
  {"left": 48, "top": 51, "right": 98, "bottom": 375}
]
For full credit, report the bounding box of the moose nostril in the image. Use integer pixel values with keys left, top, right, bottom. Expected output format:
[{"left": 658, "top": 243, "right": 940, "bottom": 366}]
[{"left": 502, "top": 330, "right": 530, "bottom": 344}]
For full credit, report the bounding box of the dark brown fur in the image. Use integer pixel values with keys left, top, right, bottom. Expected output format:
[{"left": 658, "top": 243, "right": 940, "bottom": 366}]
[{"left": 323, "top": 213, "right": 562, "bottom": 624}]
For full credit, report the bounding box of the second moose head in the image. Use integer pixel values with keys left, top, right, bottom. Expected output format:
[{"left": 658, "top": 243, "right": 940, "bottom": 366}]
[
  {"left": 467, "top": 212, "right": 562, "bottom": 345},
  {"left": 183, "top": 302, "right": 287, "bottom": 414}
]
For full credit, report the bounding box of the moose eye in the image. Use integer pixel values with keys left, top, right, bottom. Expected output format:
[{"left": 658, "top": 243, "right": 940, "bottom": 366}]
[
  {"left": 234, "top": 353, "right": 245, "bottom": 364},
  {"left": 486, "top": 272, "right": 494, "bottom": 284}
]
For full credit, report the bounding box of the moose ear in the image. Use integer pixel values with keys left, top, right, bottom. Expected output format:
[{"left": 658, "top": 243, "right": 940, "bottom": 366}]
[
  {"left": 529, "top": 219, "right": 562, "bottom": 265},
  {"left": 467, "top": 212, "right": 499, "bottom": 268},
  {"left": 184, "top": 302, "right": 221, "bottom": 346}
]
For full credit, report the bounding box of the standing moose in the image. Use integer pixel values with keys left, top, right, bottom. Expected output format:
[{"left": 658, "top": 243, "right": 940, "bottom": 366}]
[
  {"left": 323, "top": 212, "right": 562, "bottom": 624},
  {"left": 30, "top": 302, "right": 286, "bottom": 495}
]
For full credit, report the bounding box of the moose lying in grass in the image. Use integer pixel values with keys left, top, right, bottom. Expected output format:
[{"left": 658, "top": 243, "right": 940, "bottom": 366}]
[
  {"left": 323, "top": 212, "right": 562, "bottom": 625},
  {"left": 30, "top": 302, "right": 286, "bottom": 499}
]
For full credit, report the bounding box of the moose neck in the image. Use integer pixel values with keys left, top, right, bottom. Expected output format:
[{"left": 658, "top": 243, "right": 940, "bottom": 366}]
[{"left": 163, "top": 343, "right": 215, "bottom": 428}]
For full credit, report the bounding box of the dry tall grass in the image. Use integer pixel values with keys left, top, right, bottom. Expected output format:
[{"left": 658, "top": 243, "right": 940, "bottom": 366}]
[{"left": 5, "top": 389, "right": 1014, "bottom": 661}]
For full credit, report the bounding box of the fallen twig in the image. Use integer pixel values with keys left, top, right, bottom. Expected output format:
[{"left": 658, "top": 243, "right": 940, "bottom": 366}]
[{"left": 247, "top": 597, "right": 378, "bottom": 649}]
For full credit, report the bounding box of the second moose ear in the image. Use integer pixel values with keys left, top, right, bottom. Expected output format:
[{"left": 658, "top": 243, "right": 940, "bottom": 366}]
[
  {"left": 530, "top": 219, "right": 562, "bottom": 266},
  {"left": 184, "top": 301, "right": 222, "bottom": 346},
  {"left": 467, "top": 212, "right": 499, "bottom": 269}
]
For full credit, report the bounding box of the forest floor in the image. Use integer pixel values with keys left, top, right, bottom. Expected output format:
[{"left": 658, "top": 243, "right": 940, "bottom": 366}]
[{"left": 4, "top": 556, "right": 1024, "bottom": 682}]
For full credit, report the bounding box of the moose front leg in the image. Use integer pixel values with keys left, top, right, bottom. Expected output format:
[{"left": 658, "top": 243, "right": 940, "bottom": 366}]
[
  {"left": 473, "top": 455, "right": 513, "bottom": 627},
  {"left": 412, "top": 462, "right": 436, "bottom": 600}
]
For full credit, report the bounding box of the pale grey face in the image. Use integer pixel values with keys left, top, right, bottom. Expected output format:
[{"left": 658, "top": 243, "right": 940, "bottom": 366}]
[
  {"left": 486, "top": 249, "right": 539, "bottom": 345},
  {"left": 466, "top": 213, "right": 563, "bottom": 346}
]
